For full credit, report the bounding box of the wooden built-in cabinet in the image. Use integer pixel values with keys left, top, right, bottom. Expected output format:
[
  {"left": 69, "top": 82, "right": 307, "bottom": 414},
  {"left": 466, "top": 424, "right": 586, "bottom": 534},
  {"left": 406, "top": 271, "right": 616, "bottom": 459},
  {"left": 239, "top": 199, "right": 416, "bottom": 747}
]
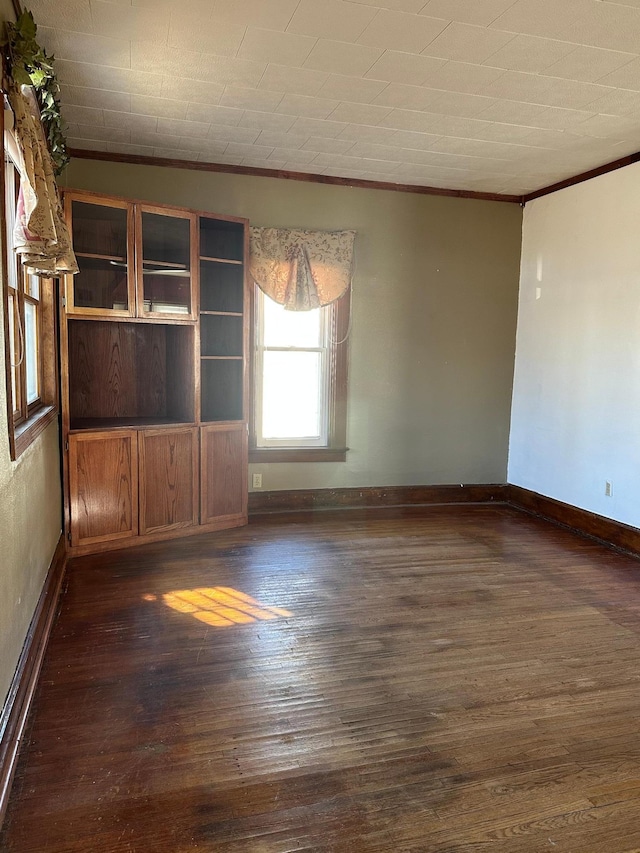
[{"left": 61, "top": 190, "right": 249, "bottom": 554}]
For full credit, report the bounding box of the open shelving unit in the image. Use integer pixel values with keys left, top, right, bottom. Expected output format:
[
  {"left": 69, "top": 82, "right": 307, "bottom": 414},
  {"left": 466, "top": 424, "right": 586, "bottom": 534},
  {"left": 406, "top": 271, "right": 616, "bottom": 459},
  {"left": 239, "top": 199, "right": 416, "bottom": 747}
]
[{"left": 199, "top": 215, "right": 247, "bottom": 424}]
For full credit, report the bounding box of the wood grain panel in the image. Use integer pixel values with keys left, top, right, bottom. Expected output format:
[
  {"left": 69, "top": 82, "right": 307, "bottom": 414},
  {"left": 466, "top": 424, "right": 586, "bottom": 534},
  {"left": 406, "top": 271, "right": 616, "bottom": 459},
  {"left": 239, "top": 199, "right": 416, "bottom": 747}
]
[
  {"left": 68, "top": 321, "right": 172, "bottom": 423},
  {"left": 6, "top": 506, "right": 640, "bottom": 851},
  {"left": 165, "top": 325, "right": 195, "bottom": 423},
  {"left": 68, "top": 430, "right": 138, "bottom": 547},
  {"left": 139, "top": 428, "right": 198, "bottom": 535},
  {"left": 200, "top": 423, "right": 247, "bottom": 525},
  {"left": 137, "top": 324, "right": 167, "bottom": 417}
]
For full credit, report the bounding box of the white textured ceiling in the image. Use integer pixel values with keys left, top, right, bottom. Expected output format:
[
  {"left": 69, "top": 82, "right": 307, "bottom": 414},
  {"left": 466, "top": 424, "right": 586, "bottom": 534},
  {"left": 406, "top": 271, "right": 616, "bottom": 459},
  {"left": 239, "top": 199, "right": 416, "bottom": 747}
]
[{"left": 28, "top": 0, "right": 640, "bottom": 196}]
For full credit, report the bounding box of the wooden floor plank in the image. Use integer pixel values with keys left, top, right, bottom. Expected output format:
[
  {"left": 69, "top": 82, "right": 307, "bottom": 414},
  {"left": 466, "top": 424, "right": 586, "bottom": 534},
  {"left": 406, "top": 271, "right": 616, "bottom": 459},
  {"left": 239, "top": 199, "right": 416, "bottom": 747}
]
[{"left": 3, "top": 504, "right": 640, "bottom": 852}]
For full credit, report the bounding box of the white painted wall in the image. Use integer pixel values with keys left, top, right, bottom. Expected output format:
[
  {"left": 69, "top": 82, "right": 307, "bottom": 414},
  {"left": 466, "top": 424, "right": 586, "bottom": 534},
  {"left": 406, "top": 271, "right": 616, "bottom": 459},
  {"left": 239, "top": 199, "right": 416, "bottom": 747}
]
[{"left": 508, "top": 162, "right": 640, "bottom": 528}]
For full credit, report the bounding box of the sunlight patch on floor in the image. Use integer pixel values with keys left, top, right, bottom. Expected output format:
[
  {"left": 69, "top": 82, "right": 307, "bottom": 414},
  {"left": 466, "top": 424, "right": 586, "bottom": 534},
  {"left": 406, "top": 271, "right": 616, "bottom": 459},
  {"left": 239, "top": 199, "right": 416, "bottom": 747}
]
[{"left": 155, "top": 587, "right": 292, "bottom": 627}]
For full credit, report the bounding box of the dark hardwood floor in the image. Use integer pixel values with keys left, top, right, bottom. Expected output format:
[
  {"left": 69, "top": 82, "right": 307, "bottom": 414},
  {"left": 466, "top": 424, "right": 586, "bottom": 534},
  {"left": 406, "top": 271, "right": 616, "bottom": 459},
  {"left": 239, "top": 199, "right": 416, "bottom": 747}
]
[{"left": 4, "top": 504, "right": 640, "bottom": 852}]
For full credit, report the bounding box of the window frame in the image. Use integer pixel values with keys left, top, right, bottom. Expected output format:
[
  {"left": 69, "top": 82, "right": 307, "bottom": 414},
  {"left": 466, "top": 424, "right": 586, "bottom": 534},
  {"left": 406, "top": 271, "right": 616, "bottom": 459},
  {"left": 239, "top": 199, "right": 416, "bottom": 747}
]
[
  {"left": 2, "top": 116, "right": 58, "bottom": 460},
  {"left": 249, "top": 283, "right": 349, "bottom": 464}
]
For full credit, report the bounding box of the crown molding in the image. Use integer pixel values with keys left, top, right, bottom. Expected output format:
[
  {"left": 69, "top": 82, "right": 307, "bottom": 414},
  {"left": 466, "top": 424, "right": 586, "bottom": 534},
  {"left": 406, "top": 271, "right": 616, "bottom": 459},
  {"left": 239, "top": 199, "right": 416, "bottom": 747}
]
[
  {"left": 524, "top": 150, "right": 640, "bottom": 204},
  {"left": 67, "top": 148, "right": 523, "bottom": 205}
]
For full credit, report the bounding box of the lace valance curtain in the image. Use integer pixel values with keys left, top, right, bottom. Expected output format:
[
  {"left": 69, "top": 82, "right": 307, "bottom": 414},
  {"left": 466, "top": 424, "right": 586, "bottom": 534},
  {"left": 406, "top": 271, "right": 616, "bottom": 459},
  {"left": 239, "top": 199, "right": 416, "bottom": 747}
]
[
  {"left": 7, "top": 82, "right": 77, "bottom": 277},
  {"left": 249, "top": 227, "right": 355, "bottom": 311}
]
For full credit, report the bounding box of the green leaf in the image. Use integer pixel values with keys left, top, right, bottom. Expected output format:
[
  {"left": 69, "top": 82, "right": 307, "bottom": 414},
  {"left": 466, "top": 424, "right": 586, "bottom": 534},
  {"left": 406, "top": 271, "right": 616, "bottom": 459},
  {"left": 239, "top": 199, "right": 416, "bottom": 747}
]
[
  {"left": 17, "top": 11, "right": 37, "bottom": 40},
  {"left": 13, "top": 65, "right": 32, "bottom": 86},
  {"left": 29, "top": 68, "right": 46, "bottom": 86}
]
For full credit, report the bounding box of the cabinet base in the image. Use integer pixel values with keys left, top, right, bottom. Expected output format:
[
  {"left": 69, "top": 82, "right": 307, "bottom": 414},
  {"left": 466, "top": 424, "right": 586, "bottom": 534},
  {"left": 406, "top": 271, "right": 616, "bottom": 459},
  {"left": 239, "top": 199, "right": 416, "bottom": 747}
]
[{"left": 65, "top": 515, "right": 247, "bottom": 557}]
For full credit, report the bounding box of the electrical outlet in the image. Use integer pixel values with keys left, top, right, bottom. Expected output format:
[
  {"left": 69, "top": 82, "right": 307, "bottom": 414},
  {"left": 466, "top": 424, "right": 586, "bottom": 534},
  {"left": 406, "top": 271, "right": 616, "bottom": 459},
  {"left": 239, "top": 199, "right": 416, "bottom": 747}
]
[
  {"left": 605, "top": 480, "right": 613, "bottom": 497},
  {"left": 252, "top": 473, "right": 263, "bottom": 489}
]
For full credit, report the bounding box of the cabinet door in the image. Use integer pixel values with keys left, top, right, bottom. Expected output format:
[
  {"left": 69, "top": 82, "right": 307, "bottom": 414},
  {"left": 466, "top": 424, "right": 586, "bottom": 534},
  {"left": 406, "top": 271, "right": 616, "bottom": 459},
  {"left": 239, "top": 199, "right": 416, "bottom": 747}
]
[
  {"left": 136, "top": 205, "right": 197, "bottom": 321},
  {"left": 64, "top": 194, "right": 135, "bottom": 317},
  {"left": 200, "top": 424, "right": 247, "bottom": 526},
  {"left": 139, "top": 428, "right": 198, "bottom": 535},
  {"left": 69, "top": 430, "right": 138, "bottom": 547}
]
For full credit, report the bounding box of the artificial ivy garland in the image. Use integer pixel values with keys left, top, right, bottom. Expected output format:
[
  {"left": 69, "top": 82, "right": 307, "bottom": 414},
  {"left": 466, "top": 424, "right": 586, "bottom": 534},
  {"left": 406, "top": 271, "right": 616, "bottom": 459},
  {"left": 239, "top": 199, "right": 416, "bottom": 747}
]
[{"left": 3, "top": 9, "right": 69, "bottom": 174}]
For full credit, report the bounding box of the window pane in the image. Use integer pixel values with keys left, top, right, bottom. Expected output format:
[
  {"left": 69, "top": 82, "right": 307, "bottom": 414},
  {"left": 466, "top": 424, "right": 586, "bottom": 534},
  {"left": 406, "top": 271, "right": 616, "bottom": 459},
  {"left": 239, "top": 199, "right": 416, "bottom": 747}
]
[
  {"left": 263, "top": 295, "right": 322, "bottom": 348},
  {"left": 262, "top": 350, "right": 323, "bottom": 439},
  {"left": 8, "top": 292, "right": 18, "bottom": 412},
  {"left": 4, "top": 162, "right": 18, "bottom": 291},
  {"left": 26, "top": 273, "right": 39, "bottom": 300},
  {"left": 24, "top": 301, "right": 39, "bottom": 404}
]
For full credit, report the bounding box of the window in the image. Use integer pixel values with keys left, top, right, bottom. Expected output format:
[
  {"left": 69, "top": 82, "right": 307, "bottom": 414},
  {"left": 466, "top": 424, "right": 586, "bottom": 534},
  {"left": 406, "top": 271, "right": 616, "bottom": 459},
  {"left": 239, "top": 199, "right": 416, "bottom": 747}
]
[
  {"left": 250, "top": 285, "right": 349, "bottom": 463},
  {"left": 2, "top": 134, "right": 58, "bottom": 459}
]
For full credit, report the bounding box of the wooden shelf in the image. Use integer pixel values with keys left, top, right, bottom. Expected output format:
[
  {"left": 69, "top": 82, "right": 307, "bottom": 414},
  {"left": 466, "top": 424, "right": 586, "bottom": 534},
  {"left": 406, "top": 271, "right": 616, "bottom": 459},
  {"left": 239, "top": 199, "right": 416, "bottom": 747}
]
[
  {"left": 76, "top": 252, "right": 126, "bottom": 263},
  {"left": 70, "top": 416, "right": 196, "bottom": 432},
  {"left": 200, "top": 256, "right": 243, "bottom": 265},
  {"left": 201, "top": 356, "right": 243, "bottom": 360},
  {"left": 143, "top": 259, "right": 189, "bottom": 269},
  {"left": 200, "top": 311, "right": 243, "bottom": 317},
  {"left": 142, "top": 304, "right": 191, "bottom": 314},
  {"left": 142, "top": 272, "right": 190, "bottom": 280}
]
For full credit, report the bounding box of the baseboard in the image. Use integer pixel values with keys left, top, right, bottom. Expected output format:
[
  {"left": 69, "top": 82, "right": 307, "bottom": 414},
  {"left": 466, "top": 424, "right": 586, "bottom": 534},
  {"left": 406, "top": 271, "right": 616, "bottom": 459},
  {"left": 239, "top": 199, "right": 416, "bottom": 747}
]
[
  {"left": 249, "top": 483, "right": 507, "bottom": 514},
  {"left": 249, "top": 484, "right": 640, "bottom": 560},
  {"left": 0, "top": 535, "right": 66, "bottom": 827},
  {"left": 507, "top": 485, "right": 640, "bottom": 558}
]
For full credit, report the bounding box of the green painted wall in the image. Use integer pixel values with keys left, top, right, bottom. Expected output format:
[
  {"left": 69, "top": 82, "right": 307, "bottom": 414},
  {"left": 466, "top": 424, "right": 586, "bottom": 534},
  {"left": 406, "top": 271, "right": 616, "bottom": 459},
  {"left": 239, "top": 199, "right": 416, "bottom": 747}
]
[
  {"left": 0, "top": 0, "right": 62, "bottom": 715},
  {"left": 65, "top": 159, "right": 523, "bottom": 491}
]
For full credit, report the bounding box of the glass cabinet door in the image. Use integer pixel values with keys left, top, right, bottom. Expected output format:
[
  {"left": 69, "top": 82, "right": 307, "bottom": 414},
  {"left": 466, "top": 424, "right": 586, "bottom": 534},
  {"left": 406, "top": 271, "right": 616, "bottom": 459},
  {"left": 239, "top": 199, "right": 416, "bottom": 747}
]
[
  {"left": 66, "top": 196, "right": 133, "bottom": 315},
  {"left": 137, "top": 206, "right": 196, "bottom": 319}
]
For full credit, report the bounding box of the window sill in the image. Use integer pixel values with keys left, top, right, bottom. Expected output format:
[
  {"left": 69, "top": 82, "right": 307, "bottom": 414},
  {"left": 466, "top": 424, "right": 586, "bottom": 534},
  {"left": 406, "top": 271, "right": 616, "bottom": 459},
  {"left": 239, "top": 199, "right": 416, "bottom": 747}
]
[
  {"left": 12, "top": 405, "right": 58, "bottom": 459},
  {"left": 249, "top": 447, "right": 348, "bottom": 463}
]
